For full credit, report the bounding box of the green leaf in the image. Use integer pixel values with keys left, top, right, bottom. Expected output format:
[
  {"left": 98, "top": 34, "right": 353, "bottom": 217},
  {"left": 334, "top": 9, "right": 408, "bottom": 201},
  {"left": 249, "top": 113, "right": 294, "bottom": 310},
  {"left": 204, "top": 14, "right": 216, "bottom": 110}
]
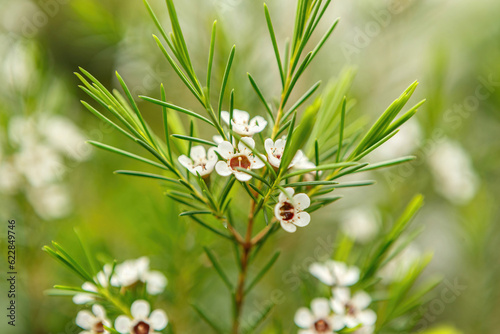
[
  {"left": 358, "top": 156, "right": 416, "bottom": 172},
  {"left": 283, "top": 162, "right": 358, "bottom": 179},
  {"left": 204, "top": 247, "right": 234, "bottom": 290},
  {"left": 218, "top": 45, "right": 236, "bottom": 120},
  {"left": 191, "top": 304, "right": 225, "bottom": 334},
  {"left": 115, "top": 72, "right": 156, "bottom": 147},
  {"left": 207, "top": 20, "right": 217, "bottom": 95},
  {"left": 336, "top": 96, "right": 346, "bottom": 162},
  {"left": 88, "top": 141, "right": 168, "bottom": 171},
  {"left": 248, "top": 73, "right": 274, "bottom": 121},
  {"left": 264, "top": 4, "right": 284, "bottom": 87},
  {"left": 282, "top": 81, "right": 322, "bottom": 124},
  {"left": 286, "top": 180, "right": 338, "bottom": 187},
  {"left": 140, "top": 96, "right": 215, "bottom": 126},
  {"left": 188, "top": 216, "right": 232, "bottom": 241},
  {"left": 114, "top": 170, "right": 180, "bottom": 184},
  {"left": 171, "top": 134, "right": 217, "bottom": 147},
  {"left": 245, "top": 251, "right": 280, "bottom": 294},
  {"left": 362, "top": 194, "right": 424, "bottom": 281}
]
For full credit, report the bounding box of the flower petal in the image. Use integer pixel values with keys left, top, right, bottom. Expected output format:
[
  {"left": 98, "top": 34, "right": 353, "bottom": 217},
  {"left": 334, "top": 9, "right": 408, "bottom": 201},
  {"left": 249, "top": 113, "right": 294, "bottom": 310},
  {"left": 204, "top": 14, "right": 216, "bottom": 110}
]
[
  {"left": 250, "top": 116, "right": 268, "bottom": 133},
  {"left": 207, "top": 147, "right": 218, "bottom": 161},
  {"left": 145, "top": 271, "right": 168, "bottom": 295},
  {"left": 216, "top": 161, "right": 232, "bottom": 177},
  {"left": 92, "top": 304, "right": 106, "bottom": 318},
  {"left": 293, "top": 193, "right": 310, "bottom": 210},
  {"left": 352, "top": 291, "right": 371, "bottom": 309},
  {"left": 311, "top": 298, "right": 331, "bottom": 318},
  {"left": 331, "top": 298, "right": 345, "bottom": 315},
  {"left": 294, "top": 307, "right": 314, "bottom": 328},
  {"left": 114, "top": 315, "right": 132, "bottom": 333},
  {"left": 330, "top": 314, "right": 345, "bottom": 331},
  {"left": 131, "top": 300, "right": 151, "bottom": 318},
  {"left": 220, "top": 111, "right": 231, "bottom": 125},
  {"left": 216, "top": 141, "right": 235, "bottom": 159},
  {"left": 342, "top": 267, "right": 361, "bottom": 286},
  {"left": 280, "top": 220, "right": 297, "bottom": 233},
  {"left": 233, "top": 109, "right": 250, "bottom": 123},
  {"left": 178, "top": 155, "right": 193, "bottom": 170},
  {"left": 73, "top": 293, "right": 94, "bottom": 305},
  {"left": 76, "top": 310, "right": 94, "bottom": 330},
  {"left": 294, "top": 212, "right": 310, "bottom": 227},
  {"left": 333, "top": 287, "right": 351, "bottom": 303},
  {"left": 234, "top": 171, "right": 252, "bottom": 182},
  {"left": 150, "top": 309, "right": 169, "bottom": 330},
  {"left": 251, "top": 154, "right": 266, "bottom": 169},
  {"left": 358, "top": 309, "right": 377, "bottom": 326},
  {"left": 264, "top": 138, "right": 274, "bottom": 154},
  {"left": 309, "top": 263, "right": 335, "bottom": 285},
  {"left": 279, "top": 187, "right": 295, "bottom": 202},
  {"left": 238, "top": 137, "right": 255, "bottom": 152},
  {"left": 213, "top": 135, "right": 224, "bottom": 144},
  {"left": 190, "top": 146, "right": 206, "bottom": 160}
]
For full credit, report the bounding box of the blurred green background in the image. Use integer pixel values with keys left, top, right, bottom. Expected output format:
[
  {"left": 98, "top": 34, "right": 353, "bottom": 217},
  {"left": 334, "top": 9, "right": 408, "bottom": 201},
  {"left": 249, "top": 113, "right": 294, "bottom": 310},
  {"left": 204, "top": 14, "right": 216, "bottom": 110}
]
[{"left": 0, "top": 0, "right": 499, "bottom": 333}]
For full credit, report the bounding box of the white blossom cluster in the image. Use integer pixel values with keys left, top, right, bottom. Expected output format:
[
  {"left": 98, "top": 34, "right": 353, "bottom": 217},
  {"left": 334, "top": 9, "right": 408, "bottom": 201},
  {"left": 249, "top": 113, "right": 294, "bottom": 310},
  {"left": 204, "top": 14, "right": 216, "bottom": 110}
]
[
  {"left": 177, "top": 109, "right": 316, "bottom": 233},
  {"left": 0, "top": 114, "right": 91, "bottom": 220},
  {"left": 294, "top": 261, "right": 377, "bottom": 334},
  {"left": 74, "top": 257, "right": 168, "bottom": 334},
  {"left": 0, "top": 34, "right": 91, "bottom": 220}
]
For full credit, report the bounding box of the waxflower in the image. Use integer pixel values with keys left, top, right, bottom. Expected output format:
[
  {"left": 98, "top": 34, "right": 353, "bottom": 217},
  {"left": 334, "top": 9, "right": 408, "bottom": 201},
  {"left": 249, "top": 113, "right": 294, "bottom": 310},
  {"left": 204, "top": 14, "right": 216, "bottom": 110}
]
[
  {"left": 309, "top": 260, "right": 360, "bottom": 287},
  {"left": 115, "top": 300, "right": 168, "bottom": 334},
  {"left": 331, "top": 288, "right": 377, "bottom": 329},
  {"left": 215, "top": 137, "right": 266, "bottom": 182},
  {"left": 275, "top": 187, "right": 311, "bottom": 233},
  {"left": 264, "top": 138, "right": 303, "bottom": 169},
  {"left": 73, "top": 265, "right": 113, "bottom": 305},
  {"left": 178, "top": 145, "right": 217, "bottom": 177},
  {"left": 221, "top": 109, "right": 267, "bottom": 136},
  {"left": 76, "top": 304, "right": 111, "bottom": 334},
  {"left": 294, "top": 298, "right": 343, "bottom": 334},
  {"left": 111, "top": 257, "right": 167, "bottom": 295}
]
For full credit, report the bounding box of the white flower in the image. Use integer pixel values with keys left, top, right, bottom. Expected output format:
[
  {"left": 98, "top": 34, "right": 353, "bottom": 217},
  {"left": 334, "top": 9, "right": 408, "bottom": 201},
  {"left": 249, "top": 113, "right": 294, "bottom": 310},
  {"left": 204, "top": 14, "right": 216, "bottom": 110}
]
[
  {"left": 428, "top": 139, "right": 478, "bottom": 205},
  {"left": 274, "top": 187, "right": 311, "bottom": 233},
  {"left": 215, "top": 137, "right": 266, "bottom": 182},
  {"left": 115, "top": 300, "right": 168, "bottom": 334},
  {"left": 213, "top": 135, "right": 224, "bottom": 145},
  {"left": 76, "top": 304, "right": 111, "bottom": 334},
  {"left": 112, "top": 257, "right": 167, "bottom": 295},
  {"left": 294, "top": 151, "right": 316, "bottom": 170},
  {"left": 38, "top": 115, "right": 91, "bottom": 162},
  {"left": 309, "top": 261, "right": 360, "bottom": 287},
  {"left": 14, "top": 143, "right": 64, "bottom": 187},
  {"left": 331, "top": 288, "right": 377, "bottom": 329},
  {"left": 264, "top": 138, "right": 303, "bottom": 169},
  {"left": 27, "top": 184, "right": 71, "bottom": 220},
  {"left": 178, "top": 146, "right": 218, "bottom": 177},
  {"left": 372, "top": 120, "right": 422, "bottom": 160},
  {"left": 0, "top": 161, "right": 21, "bottom": 193},
  {"left": 340, "top": 209, "right": 379, "bottom": 243},
  {"left": 73, "top": 265, "right": 113, "bottom": 305},
  {"left": 221, "top": 109, "right": 267, "bottom": 136},
  {"left": 293, "top": 152, "right": 319, "bottom": 181},
  {"left": 379, "top": 244, "right": 420, "bottom": 283},
  {"left": 294, "top": 298, "right": 343, "bottom": 334}
]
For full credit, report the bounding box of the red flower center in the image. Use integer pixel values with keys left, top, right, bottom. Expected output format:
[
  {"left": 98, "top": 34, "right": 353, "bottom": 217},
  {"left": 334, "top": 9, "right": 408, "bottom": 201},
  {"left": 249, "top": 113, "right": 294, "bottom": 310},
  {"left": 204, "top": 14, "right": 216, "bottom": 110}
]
[
  {"left": 314, "top": 319, "right": 330, "bottom": 332},
  {"left": 133, "top": 321, "right": 150, "bottom": 334},
  {"left": 93, "top": 321, "right": 105, "bottom": 333},
  {"left": 229, "top": 155, "right": 251, "bottom": 170},
  {"left": 279, "top": 202, "right": 295, "bottom": 221}
]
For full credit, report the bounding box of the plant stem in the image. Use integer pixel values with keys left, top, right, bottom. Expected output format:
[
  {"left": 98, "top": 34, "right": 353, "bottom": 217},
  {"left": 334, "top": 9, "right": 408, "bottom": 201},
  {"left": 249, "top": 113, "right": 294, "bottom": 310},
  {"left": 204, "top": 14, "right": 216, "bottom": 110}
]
[{"left": 232, "top": 201, "right": 257, "bottom": 334}]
